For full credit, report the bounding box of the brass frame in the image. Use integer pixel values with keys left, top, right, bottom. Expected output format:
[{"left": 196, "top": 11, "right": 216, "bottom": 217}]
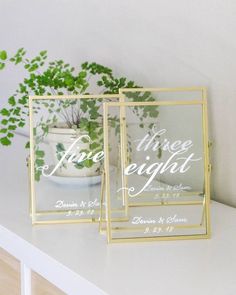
[
  {"left": 103, "top": 87, "right": 211, "bottom": 243},
  {"left": 29, "top": 94, "right": 120, "bottom": 225}
]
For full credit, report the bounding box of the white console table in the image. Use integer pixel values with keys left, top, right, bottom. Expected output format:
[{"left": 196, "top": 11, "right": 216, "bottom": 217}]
[{"left": 0, "top": 134, "right": 236, "bottom": 295}]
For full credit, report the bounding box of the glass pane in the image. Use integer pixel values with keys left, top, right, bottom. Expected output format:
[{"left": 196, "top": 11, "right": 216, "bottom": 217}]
[
  {"left": 30, "top": 95, "right": 119, "bottom": 223},
  {"left": 105, "top": 100, "right": 208, "bottom": 241}
]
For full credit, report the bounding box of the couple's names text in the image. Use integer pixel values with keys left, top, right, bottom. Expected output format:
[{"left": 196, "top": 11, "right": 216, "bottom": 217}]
[{"left": 132, "top": 214, "right": 188, "bottom": 225}]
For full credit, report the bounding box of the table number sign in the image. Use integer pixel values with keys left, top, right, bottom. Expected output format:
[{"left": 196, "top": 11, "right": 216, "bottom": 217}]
[
  {"left": 102, "top": 87, "right": 211, "bottom": 243},
  {"left": 29, "top": 94, "right": 120, "bottom": 224}
]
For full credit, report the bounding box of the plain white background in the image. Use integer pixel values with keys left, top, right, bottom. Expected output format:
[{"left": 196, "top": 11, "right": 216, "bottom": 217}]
[{"left": 0, "top": 0, "right": 235, "bottom": 206}]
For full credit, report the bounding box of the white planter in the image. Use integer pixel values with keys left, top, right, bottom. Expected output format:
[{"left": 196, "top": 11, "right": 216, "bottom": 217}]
[{"left": 47, "top": 124, "right": 102, "bottom": 177}]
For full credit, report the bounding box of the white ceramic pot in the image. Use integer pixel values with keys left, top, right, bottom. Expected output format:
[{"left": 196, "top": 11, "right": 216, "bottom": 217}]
[{"left": 47, "top": 124, "right": 102, "bottom": 177}]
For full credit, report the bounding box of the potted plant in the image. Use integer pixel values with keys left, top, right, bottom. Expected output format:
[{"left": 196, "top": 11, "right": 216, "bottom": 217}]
[{"left": 0, "top": 49, "right": 159, "bottom": 181}]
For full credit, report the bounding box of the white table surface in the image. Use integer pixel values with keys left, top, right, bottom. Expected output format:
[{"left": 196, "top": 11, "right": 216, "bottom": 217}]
[{"left": 0, "top": 134, "right": 236, "bottom": 295}]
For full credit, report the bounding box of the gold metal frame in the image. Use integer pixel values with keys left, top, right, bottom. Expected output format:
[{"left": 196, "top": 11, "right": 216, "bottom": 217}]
[
  {"left": 29, "top": 94, "right": 120, "bottom": 225},
  {"left": 103, "top": 87, "right": 211, "bottom": 243}
]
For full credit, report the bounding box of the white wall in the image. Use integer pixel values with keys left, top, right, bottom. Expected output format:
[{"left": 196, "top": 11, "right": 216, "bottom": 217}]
[{"left": 0, "top": 0, "right": 235, "bottom": 206}]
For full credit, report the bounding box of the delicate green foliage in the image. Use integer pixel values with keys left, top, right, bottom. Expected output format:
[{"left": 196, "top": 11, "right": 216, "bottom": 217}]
[
  {"left": 8, "top": 96, "right": 16, "bottom": 106},
  {"left": 0, "top": 128, "right": 7, "bottom": 133},
  {"left": 0, "top": 63, "right": 5, "bottom": 70},
  {"left": 0, "top": 48, "right": 160, "bottom": 180},
  {"left": 36, "top": 150, "right": 45, "bottom": 157},
  {"left": 34, "top": 148, "right": 45, "bottom": 181},
  {"left": 1, "top": 119, "right": 8, "bottom": 125},
  {"left": 0, "top": 50, "right": 7, "bottom": 61},
  {"left": 0, "top": 50, "right": 7, "bottom": 70},
  {"left": 56, "top": 143, "right": 66, "bottom": 162},
  {"left": 0, "top": 108, "right": 10, "bottom": 116},
  {"left": 0, "top": 136, "right": 11, "bottom": 145},
  {"left": 8, "top": 125, "right": 17, "bottom": 130}
]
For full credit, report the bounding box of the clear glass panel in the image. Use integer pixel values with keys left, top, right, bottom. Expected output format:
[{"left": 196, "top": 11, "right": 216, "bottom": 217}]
[
  {"left": 106, "top": 101, "right": 208, "bottom": 240},
  {"left": 30, "top": 96, "right": 119, "bottom": 222}
]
